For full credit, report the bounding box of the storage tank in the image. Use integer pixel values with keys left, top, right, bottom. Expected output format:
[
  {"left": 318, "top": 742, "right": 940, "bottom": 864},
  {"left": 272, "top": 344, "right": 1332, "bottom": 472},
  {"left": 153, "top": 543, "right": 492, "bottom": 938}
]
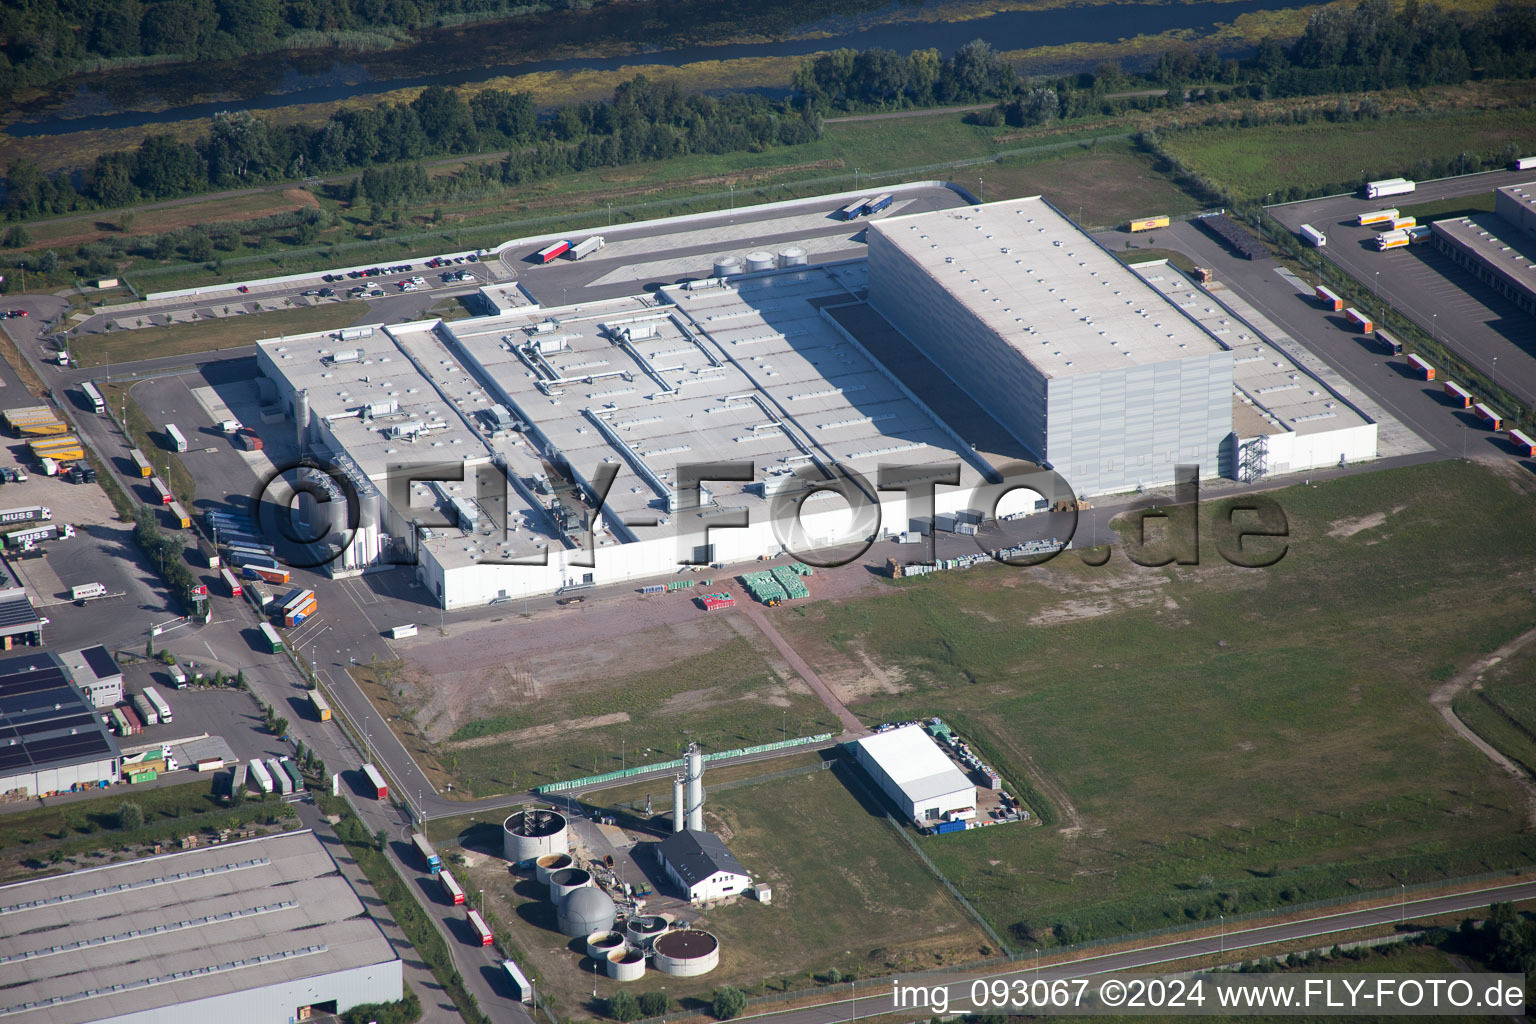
[
  {"left": 536, "top": 852, "right": 575, "bottom": 884},
  {"left": 504, "top": 809, "right": 568, "bottom": 862},
  {"left": 557, "top": 885, "right": 615, "bottom": 937},
  {"left": 744, "top": 251, "right": 775, "bottom": 273},
  {"left": 685, "top": 747, "right": 704, "bottom": 833},
  {"left": 712, "top": 255, "right": 743, "bottom": 278},
  {"left": 653, "top": 929, "right": 720, "bottom": 977},
  {"left": 607, "top": 947, "right": 646, "bottom": 981},
  {"left": 777, "top": 246, "right": 808, "bottom": 268},
  {"left": 548, "top": 867, "right": 593, "bottom": 904},
  {"left": 672, "top": 776, "right": 686, "bottom": 833},
  {"left": 625, "top": 914, "right": 670, "bottom": 949},
  {"left": 586, "top": 930, "right": 627, "bottom": 959}
]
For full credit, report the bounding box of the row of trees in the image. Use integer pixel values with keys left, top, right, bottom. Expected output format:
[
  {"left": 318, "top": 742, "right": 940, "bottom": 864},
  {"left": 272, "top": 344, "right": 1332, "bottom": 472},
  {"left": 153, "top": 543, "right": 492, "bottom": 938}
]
[{"left": 1, "top": 78, "right": 819, "bottom": 220}]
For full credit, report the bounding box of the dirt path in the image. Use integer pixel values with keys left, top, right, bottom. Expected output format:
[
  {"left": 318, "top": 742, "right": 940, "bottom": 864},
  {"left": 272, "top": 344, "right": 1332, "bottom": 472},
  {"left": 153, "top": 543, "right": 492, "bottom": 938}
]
[
  {"left": 743, "top": 603, "right": 869, "bottom": 738},
  {"left": 1429, "top": 623, "right": 1536, "bottom": 828}
]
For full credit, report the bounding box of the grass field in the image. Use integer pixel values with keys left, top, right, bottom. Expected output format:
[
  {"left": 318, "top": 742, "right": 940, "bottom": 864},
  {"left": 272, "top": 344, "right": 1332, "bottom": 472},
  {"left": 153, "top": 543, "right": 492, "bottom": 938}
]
[
  {"left": 446, "top": 760, "right": 986, "bottom": 1017},
  {"left": 1455, "top": 641, "right": 1536, "bottom": 776},
  {"left": 16, "top": 189, "right": 317, "bottom": 254},
  {"left": 772, "top": 459, "right": 1536, "bottom": 948},
  {"left": 0, "top": 780, "right": 296, "bottom": 882},
  {"left": 1162, "top": 107, "right": 1536, "bottom": 201},
  {"left": 445, "top": 633, "right": 841, "bottom": 794},
  {"left": 71, "top": 299, "right": 367, "bottom": 367}
]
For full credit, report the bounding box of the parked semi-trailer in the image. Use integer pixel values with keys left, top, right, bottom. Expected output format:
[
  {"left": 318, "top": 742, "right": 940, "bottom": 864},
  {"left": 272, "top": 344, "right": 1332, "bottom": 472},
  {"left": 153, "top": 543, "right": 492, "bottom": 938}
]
[
  {"left": 282, "top": 588, "right": 317, "bottom": 627},
  {"left": 839, "top": 198, "right": 871, "bottom": 220},
  {"left": 412, "top": 833, "right": 443, "bottom": 875},
  {"left": 167, "top": 502, "right": 191, "bottom": 529},
  {"left": 362, "top": 762, "right": 388, "bottom": 799},
  {"left": 129, "top": 449, "right": 153, "bottom": 478},
  {"left": 268, "top": 757, "right": 292, "bottom": 796},
  {"left": 1365, "top": 177, "right": 1415, "bottom": 198},
  {"left": 132, "top": 693, "right": 159, "bottom": 727},
  {"left": 1514, "top": 156, "right": 1536, "bottom": 171},
  {"left": 258, "top": 621, "right": 284, "bottom": 652},
  {"left": 81, "top": 381, "right": 105, "bottom": 414},
  {"left": 1510, "top": 428, "right": 1536, "bottom": 456},
  {"left": 1298, "top": 224, "right": 1327, "bottom": 247},
  {"left": 1474, "top": 403, "right": 1504, "bottom": 431},
  {"left": 1344, "top": 308, "right": 1375, "bottom": 332},
  {"left": 502, "top": 960, "right": 533, "bottom": 1004},
  {"left": 1407, "top": 224, "right": 1432, "bottom": 244},
  {"left": 121, "top": 705, "right": 143, "bottom": 734},
  {"left": 110, "top": 707, "right": 131, "bottom": 736},
  {"left": 567, "top": 235, "right": 605, "bottom": 260},
  {"left": 279, "top": 757, "right": 304, "bottom": 792},
  {"left": 3, "top": 523, "right": 75, "bottom": 549},
  {"left": 151, "top": 478, "right": 174, "bottom": 505},
  {"left": 1358, "top": 209, "right": 1399, "bottom": 226},
  {"left": 143, "top": 686, "right": 172, "bottom": 724},
  {"left": 865, "top": 193, "right": 894, "bottom": 215},
  {"left": 220, "top": 567, "right": 242, "bottom": 596},
  {"left": 1129, "top": 215, "right": 1170, "bottom": 232},
  {"left": 243, "top": 564, "right": 292, "bottom": 585},
  {"left": 248, "top": 757, "right": 274, "bottom": 793},
  {"left": 309, "top": 689, "right": 332, "bottom": 722},
  {"left": 164, "top": 423, "right": 188, "bottom": 453},
  {"left": 534, "top": 240, "right": 570, "bottom": 263},
  {"left": 1443, "top": 381, "right": 1474, "bottom": 408},
  {"left": 440, "top": 869, "right": 466, "bottom": 905},
  {"left": 1376, "top": 230, "right": 1410, "bottom": 251},
  {"left": 0, "top": 506, "right": 51, "bottom": 526},
  {"left": 1407, "top": 354, "right": 1436, "bottom": 380},
  {"left": 1376, "top": 329, "right": 1404, "bottom": 355},
  {"left": 1315, "top": 285, "right": 1344, "bottom": 311},
  {"left": 467, "top": 909, "right": 494, "bottom": 947},
  {"left": 1389, "top": 216, "right": 1416, "bottom": 231}
]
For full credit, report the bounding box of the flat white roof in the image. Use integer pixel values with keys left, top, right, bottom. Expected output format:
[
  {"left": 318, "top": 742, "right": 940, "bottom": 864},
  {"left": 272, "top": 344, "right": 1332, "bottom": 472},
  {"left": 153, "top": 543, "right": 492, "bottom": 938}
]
[
  {"left": 869, "top": 197, "right": 1226, "bottom": 377},
  {"left": 855, "top": 724, "right": 974, "bottom": 805}
]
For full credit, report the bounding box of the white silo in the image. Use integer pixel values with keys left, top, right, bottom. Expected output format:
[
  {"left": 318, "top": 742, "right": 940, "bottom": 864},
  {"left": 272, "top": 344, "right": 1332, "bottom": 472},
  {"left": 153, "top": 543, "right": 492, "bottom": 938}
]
[
  {"left": 654, "top": 930, "right": 720, "bottom": 976},
  {"left": 712, "top": 255, "right": 743, "bottom": 278},
  {"left": 744, "top": 251, "right": 775, "bottom": 273},
  {"left": 685, "top": 745, "right": 704, "bottom": 832},
  {"left": 503, "top": 809, "right": 569, "bottom": 863},
  {"left": 672, "top": 775, "right": 686, "bottom": 834}
]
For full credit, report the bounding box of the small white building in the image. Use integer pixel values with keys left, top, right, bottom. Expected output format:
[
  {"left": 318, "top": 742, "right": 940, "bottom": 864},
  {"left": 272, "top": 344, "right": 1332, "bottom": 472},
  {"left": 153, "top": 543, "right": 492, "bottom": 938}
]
[
  {"left": 657, "top": 830, "right": 750, "bottom": 903},
  {"left": 61, "top": 644, "right": 124, "bottom": 709},
  {"left": 853, "top": 724, "right": 975, "bottom": 826}
]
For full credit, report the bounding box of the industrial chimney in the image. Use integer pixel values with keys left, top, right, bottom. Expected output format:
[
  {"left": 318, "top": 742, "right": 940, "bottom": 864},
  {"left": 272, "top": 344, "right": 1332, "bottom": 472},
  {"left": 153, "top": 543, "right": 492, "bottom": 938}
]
[
  {"left": 672, "top": 775, "right": 686, "bottom": 833},
  {"left": 685, "top": 744, "right": 705, "bottom": 832}
]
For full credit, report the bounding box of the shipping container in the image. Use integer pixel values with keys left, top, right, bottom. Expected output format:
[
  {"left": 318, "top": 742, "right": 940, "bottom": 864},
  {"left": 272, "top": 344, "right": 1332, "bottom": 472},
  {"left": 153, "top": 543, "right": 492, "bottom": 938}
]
[
  {"left": 388, "top": 623, "right": 418, "bottom": 640},
  {"left": 1129, "top": 215, "right": 1170, "bottom": 232},
  {"left": 1474, "top": 403, "right": 1504, "bottom": 431},
  {"left": 165, "top": 424, "right": 188, "bottom": 453},
  {"left": 567, "top": 235, "right": 605, "bottom": 260},
  {"left": 248, "top": 757, "right": 274, "bottom": 794},
  {"left": 1298, "top": 224, "right": 1327, "bottom": 247},
  {"left": 1407, "top": 354, "right": 1436, "bottom": 380},
  {"left": 362, "top": 762, "right": 388, "bottom": 799},
  {"left": 151, "top": 478, "right": 174, "bottom": 505},
  {"left": 1366, "top": 178, "right": 1416, "bottom": 198},
  {"left": 502, "top": 960, "right": 533, "bottom": 1004},
  {"left": 1513, "top": 156, "right": 1536, "bottom": 171},
  {"left": 1314, "top": 285, "right": 1344, "bottom": 311},
  {"left": 236, "top": 428, "right": 263, "bottom": 451},
  {"left": 1376, "top": 329, "right": 1404, "bottom": 356},
  {"left": 81, "top": 381, "right": 105, "bottom": 414},
  {"left": 412, "top": 833, "right": 443, "bottom": 874},
  {"left": 1357, "top": 209, "right": 1399, "bottom": 226},
  {"left": 1443, "top": 381, "right": 1474, "bottom": 408},
  {"left": 1344, "top": 308, "right": 1375, "bottom": 333},
  {"left": 839, "top": 198, "right": 871, "bottom": 220},
  {"left": 467, "top": 909, "right": 494, "bottom": 946},
  {"left": 309, "top": 689, "right": 332, "bottom": 722},
  {"left": 167, "top": 502, "right": 191, "bottom": 529},
  {"left": 132, "top": 692, "right": 159, "bottom": 727},
  {"left": 269, "top": 758, "right": 292, "bottom": 796},
  {"left": 258, "top": 621, "right": 284, "bottom": 653},
  {"left": 110, "top": 707, "right": 131, "bottom": 736},
  {"left": 129, "top": 449, "right": 153, "bottom": 478},
  {"left": 1510, "top": 428, "right": 1536, "bottom": 457},
  {"left": 534, "top": 240, "right": 571, "bottom": 263},
  {"left": 279, "top": 758, "right": 305, "bottom": 792},
  {"left": 440, "top": 869, "right": 467, "bottom": 905},
  {"left": 866, "top": 193, "right": 894, "bottom": 215},
  {"left": 244, "top": 565, "right": 291, "bottom": 585},
  {"left": 143, "top": 686, "right": 172, "bottom": 724},
  {"left": 220, "top": 567, "right": 242, "bottom": 597},
  {"left": 122, "top": 705, "right": 143, "bottom": 734}
]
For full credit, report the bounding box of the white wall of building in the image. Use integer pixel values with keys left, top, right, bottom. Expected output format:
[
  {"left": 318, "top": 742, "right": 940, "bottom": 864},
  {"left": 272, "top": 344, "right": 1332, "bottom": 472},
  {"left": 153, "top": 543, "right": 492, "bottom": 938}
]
[
  {"left": 663, "top": 861, "right": 751, "bottom": 903},
  {"left": 95, "top": 961, "right": 402, "bottom": 1024},
  {"left": 1245, "top": 422, "right": 1378, "bottom": 475},
  {"left": 0, "top": 755, "right": 118, "bottom": 797}
]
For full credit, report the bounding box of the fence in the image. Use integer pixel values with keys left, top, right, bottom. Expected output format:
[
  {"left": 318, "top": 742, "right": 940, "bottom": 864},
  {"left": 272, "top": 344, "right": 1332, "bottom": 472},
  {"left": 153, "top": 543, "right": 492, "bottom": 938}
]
[{"left": 534, "top": 733, "right": 834, "bottom": 794}]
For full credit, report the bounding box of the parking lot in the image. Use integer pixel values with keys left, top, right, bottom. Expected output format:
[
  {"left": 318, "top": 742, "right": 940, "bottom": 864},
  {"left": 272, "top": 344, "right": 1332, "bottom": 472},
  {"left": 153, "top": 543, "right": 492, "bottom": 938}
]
[{"left": 1269, "top": 173, "right": 1536, "bottom": 409}]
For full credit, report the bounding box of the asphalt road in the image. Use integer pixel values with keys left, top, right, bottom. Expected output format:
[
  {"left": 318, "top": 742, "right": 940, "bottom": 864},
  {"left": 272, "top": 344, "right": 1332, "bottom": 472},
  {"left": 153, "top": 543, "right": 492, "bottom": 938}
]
[
  {"left": 1266, "top": 169, "right": 1536, "bottom": 410},
  {"left": 734, "top": 878, "right": 1536, "bottom": 1024}
]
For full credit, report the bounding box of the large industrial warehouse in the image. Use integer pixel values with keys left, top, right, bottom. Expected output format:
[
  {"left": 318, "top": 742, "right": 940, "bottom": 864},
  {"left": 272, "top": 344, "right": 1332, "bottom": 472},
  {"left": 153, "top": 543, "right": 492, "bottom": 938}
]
[
  {"left": 0, "top": 830, "right": 402, "bottom": 1024},
  {"left": 1432, "top": 182, "right": 1536, "bottom": 319},
  {"left": 853, "top": 724, "right": 976, "bottom": 826},
  {"left": 867, "top": 197, "right": 1236, "bottom": 495},
  {"left": 0, "top": 651, "right": 120, "bottom": 798},
  {"left": 251, "top": 192, "right": 1379, "bottom": 606}
]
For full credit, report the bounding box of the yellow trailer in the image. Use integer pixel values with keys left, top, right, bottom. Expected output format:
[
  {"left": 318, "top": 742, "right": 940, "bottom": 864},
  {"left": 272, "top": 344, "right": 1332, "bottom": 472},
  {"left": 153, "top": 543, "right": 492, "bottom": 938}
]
[{"left": 1129, "top": 215, "right": 1171, "bottom": 232}]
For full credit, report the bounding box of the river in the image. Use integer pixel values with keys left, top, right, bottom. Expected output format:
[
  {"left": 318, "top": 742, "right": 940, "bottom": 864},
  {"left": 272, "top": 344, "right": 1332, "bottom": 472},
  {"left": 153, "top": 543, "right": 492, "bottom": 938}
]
[{"left": 7, "top": 0, "right": 1318, "bottom": 138}]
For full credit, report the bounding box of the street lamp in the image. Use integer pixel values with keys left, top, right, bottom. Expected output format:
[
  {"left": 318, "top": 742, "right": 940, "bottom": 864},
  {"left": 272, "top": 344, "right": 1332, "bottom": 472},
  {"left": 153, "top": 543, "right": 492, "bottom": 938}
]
[
  {"left": 1219, "top": 914, "right": 1224, "bottom": 953},
  {"left": 729, "top": 184, "right": 734, "bottom": 212},
  {"left": 1399, "top": 883, "right": 1405, "bottom": 922},
  {"left": 1493, "top": 356, "right": 1499, "bottom": 390},
  {"left": 978, "top": 177, "right": 984, "bottom": 204}
]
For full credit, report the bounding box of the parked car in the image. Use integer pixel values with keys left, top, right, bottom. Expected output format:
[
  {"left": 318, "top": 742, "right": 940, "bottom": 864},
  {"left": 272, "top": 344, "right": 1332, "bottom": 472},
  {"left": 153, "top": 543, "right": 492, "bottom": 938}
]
[
  {"left": 9, "top": 309, "right": 28, "bottom": 316},
  {"left": 236, "top": 286, "right": 249, "bottom": 293},
  {"left": 318, "top": 287, "right": 334, "bottom": 297},
  {"left": 301, "top": 289, "right": 320, "bottom": 296}
]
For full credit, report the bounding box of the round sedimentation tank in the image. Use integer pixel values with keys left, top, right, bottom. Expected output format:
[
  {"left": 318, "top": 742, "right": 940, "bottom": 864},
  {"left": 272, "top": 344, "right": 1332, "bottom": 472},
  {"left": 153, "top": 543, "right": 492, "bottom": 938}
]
[
  {"left": 777, "top": 246, "right": 808, "bottom": 268},
  {"left": 535, "top": 852, "right": 574, "bottom": 884},
  {"left": 654, "top": 929, "right": 720, "bottom": 977},
  {"left": 624, "top": 914, "right": 669, "bottom": 949},
  {"left": 744, "top": 251, "right": 775, "bottom": 272},
  {"left": 607, "top": 947, "right": 646, "bottom": 981},
  {"left": 712, "top": 255, "right": 743, "bottom": 278},
  {"left": 548, "top": 867, "right": 593, "bottom": 904},
  {"left": 586, "top": 930, "right": 626, "bottom": 959},
  {"left": 557, "top": 885, "right": 616, "bottom": 937},
  {"left": 503, "top": 809, "right": 568, "bottom": 863}
]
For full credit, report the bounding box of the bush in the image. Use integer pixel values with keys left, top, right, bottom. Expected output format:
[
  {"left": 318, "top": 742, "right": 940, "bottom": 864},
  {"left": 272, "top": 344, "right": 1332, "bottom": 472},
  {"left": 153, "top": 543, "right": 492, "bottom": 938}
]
[
  {"left": 608, "top": 991, "right": 642, "bottom": 1021},
  {"left": 116, "top": 802, "right": 144, "bottom": 831},
  {"left": 342, "top": 987, "right": 422, "bottom": 1024},
  {"left": 639, "top": 991, "right": 671, "bottom": 1016},
  {"left": 712, "top": 987, "right": 748, "bottom": 1020}
]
